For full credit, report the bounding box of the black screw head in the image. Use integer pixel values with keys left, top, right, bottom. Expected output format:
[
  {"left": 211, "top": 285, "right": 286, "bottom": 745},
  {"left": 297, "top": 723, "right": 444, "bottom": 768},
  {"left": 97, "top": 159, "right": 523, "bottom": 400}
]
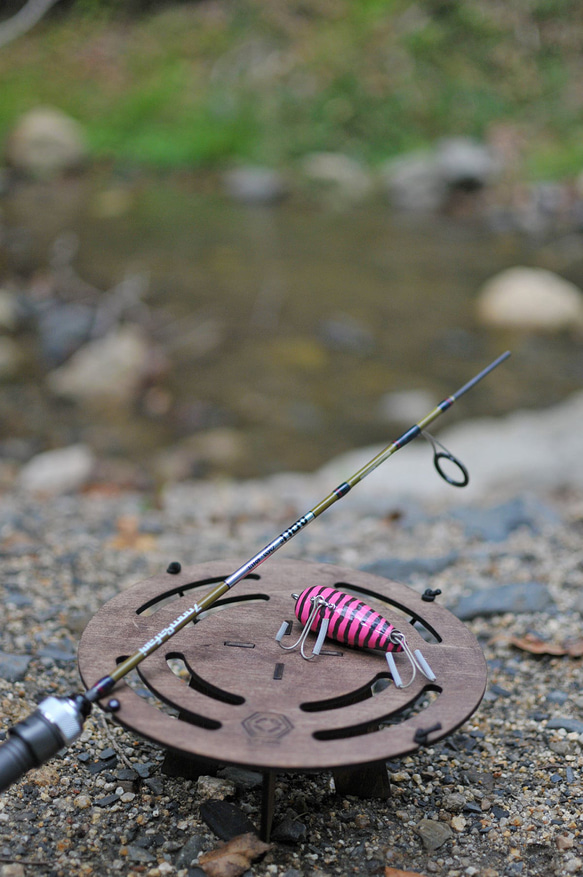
[
  {"left": 421, "top": 588, "right": 442, "bottom": 602},
  {"left": 166, "top": 561, "right": 182, "bottom": 575},
  {"left": 107, "top": 698, "right": 121, "bottom": 713}
]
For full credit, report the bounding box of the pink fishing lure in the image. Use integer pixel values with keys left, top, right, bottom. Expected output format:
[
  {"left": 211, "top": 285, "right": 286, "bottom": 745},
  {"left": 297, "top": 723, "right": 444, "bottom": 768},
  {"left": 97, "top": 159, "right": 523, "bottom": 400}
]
[{"left": 294, "top": 585, "right": 403, "bottom": 652}]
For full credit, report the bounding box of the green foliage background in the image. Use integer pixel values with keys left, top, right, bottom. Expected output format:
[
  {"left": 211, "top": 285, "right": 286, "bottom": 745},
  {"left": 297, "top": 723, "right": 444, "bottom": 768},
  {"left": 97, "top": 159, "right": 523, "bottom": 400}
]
[{"left": 1, "top": 0, "right": 583, "bottom": 176}]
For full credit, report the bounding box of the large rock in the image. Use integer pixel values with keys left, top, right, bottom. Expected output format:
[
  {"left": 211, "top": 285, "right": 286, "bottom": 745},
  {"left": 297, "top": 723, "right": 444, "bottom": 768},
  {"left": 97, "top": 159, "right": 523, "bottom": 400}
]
[
  {"left": 19, "top": 444, "right": 95, "bottom": 494},
  {"left": 381, "top": 137, "right": 497, "bottom": 214},
  {"left": 301, "top": 152, "right": 372, "bottom": 202},
  {"left": 476, "top": 266, "right": 583, "bottom": 331},
  {"left": 380, "top": 150, "right": 447, "bottom": 213},
  {"left": 47, "top": 325, "right": 157, "bottom": 405},
  {"left": 5, "top": 107, "right": 88, "bottom": 179},
  {"left": 222, "top": 166, "right": 287, "bottom": 204},
  {"left": 435, "top": 137, "right": 498, "bottom": 189}
]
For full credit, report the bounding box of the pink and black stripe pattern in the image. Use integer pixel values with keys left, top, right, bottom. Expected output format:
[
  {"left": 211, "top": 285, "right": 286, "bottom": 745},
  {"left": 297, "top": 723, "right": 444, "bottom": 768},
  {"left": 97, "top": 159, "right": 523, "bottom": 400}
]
[{"left": 294, "top": 585, "right": 402, "bottom": 652}]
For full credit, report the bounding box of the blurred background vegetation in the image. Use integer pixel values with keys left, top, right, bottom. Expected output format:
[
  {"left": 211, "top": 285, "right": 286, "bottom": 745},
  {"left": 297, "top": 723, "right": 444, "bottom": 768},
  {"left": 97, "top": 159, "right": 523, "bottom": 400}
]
[{"left": 1, "top": 0, "right": 583, "bottom": 177}]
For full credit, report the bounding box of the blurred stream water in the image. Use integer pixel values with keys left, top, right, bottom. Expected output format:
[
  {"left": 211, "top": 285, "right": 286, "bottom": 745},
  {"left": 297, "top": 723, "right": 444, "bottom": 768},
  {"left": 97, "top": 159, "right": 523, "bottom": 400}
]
[{"left": 1, "top": 170, "right": 582, "bottom": 479}]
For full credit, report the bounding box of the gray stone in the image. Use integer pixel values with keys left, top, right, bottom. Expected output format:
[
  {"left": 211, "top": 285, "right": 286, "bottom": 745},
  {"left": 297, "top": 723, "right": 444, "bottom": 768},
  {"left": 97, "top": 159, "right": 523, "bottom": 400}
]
[
  {"left": 546, "top": 718, "right": 583, "bottom": 735},
  {"left": 452, "top": 582, "right": 553, "bottom": 620},
  {"left": 415, "top": 818, "right": 452, "bottom": 851},
  {"left": 37, "top": 301, "right": 95, "bottom": 366},
  {"left": 216, "top": 766, "right": 263, "bottom": 790},
  {"left": 125, "top": 844, "right": 156, "bottom": 863},
  {"left": 37, "top": 644, "right": 76, "bottom": 663},
  {"left": 442, "top": 792, "right": 466, "bottom": 813},
  {"left": 272, "top": 815, "right": 307, "bottom": 844},
  {"left": 175, "top": 834, "right": 204, "bottom": 869},
  {"left": 0, "top": 651, "right": 32, "bottom": 682},
  {"left": 449, "top": 496, "right": 560, "bottom": 542}
]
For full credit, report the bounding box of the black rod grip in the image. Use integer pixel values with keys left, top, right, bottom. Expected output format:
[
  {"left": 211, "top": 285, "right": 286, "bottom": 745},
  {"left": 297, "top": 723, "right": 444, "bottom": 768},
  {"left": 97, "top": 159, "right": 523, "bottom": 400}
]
[{"left": 0, "top": 733, "right": 39, "bottom": 792}]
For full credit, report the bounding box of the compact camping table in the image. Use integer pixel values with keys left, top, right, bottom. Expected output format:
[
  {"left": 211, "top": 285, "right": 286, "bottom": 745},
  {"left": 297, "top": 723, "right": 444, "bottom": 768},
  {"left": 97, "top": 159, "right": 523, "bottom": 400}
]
[{"left": 78, "top": 558, "right": 487, "bottom": 840}]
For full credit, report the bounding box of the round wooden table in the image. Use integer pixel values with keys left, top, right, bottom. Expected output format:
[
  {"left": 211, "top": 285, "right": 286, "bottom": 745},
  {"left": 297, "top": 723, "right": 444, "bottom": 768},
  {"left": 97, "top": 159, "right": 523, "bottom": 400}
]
[{"left": 78, "top": 558, "right": 487, "bottom": 838}]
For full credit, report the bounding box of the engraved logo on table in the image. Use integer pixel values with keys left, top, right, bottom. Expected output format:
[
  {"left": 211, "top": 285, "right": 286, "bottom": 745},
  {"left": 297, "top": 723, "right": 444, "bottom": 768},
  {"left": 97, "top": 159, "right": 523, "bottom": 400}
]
[{"left": 242, "top": 711, "right": 294, "bottom": 744}]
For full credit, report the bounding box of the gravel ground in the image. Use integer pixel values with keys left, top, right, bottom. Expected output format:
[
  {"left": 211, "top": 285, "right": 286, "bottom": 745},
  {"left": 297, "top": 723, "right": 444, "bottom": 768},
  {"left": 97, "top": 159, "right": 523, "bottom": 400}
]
[{"left": 1, "top": 474, "right": 583, "bottom": 877}]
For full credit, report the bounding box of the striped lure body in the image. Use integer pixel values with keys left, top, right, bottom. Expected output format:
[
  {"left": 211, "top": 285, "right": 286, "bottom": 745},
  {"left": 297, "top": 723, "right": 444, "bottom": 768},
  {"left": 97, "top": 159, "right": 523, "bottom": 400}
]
[{"left": 294, "top": 585, "right": 403, "bottom": 652}]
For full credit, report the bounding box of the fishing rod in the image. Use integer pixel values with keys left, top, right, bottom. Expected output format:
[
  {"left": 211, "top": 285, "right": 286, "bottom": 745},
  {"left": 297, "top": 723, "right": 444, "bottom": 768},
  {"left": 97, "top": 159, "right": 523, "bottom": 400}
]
[{"left": 0, "top": 350, "right": 511, "bottom": 792}]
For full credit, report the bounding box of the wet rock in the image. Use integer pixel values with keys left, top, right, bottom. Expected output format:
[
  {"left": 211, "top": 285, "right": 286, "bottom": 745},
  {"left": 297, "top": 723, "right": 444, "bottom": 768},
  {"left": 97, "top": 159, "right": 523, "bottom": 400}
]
[
  {"left": 222, "top": 166, "right": 287, "bottom": 204},
  {"left": 436, "top": 137, "right": 498, "bottom": 189},
  {"left": 415, "top": 817, "right": 452, "bottom": 851},
  {"left": 0, "top": 650, "right": 32, "bottom": 682},
  {"left": 380, "top": 151, "right": 446, "bottom": 213},
  {"left": 301, "top": 152, "right": 372, "bottom": 202},
  {"left": 47, "top": 325, "right": 159, "bottom": 405},
  {"left": 476, "top": 266, "right": 583, "bottom": 331},
  {"left": 18, "top": 444, "right": 95, "bottom": 494},
  {"left": 199, "top": 799, "right": 257, "bottom": 841},
  {"left": 452, "top": 581, "right": 553, "bottom": 620},
  {"left": 5, "top": 107, "right": 88, "bottom": 179},
  {"left": 362, "top": 551, "right": 458, "bottom": 583}
]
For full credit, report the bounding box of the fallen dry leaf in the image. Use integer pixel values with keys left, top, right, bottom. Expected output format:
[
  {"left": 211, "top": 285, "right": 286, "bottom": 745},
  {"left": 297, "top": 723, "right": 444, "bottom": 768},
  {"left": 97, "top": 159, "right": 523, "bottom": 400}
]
[
  {"left": 198, "top": 832, "right": 271, "bottom": 877},
  {"left": 108, "top": 515, "right": 157, "bottom": 551},
  {"left": 509, "top": 634, "right": 567, "bottom": 656},
  {"left": 385, "top": 867, "right": 429, "bottom": 877}
]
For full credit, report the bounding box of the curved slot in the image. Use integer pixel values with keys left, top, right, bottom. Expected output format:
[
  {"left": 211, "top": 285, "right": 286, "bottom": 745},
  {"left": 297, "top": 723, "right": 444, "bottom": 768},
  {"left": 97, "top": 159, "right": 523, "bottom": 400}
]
[
  {"left": 301, "top": 673, "right": 392, "bottom": 713},
  {"left": 113, "top": 660, "right": 221, "bottom": 730},
  {"left": 333, "top": 581, "right": 442, "bottom": 644},
  {"left": 136, "top": 574, "right": 261, "bottom": 616},
  {"left": 197, "top": 593, "right": 268, "bottom": 622},
  {"left": 313, "top": 684, "right": 441, "bottom": 741},
  {"left": 166, "top": 652, "right": 245, "bottom": 706}
]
